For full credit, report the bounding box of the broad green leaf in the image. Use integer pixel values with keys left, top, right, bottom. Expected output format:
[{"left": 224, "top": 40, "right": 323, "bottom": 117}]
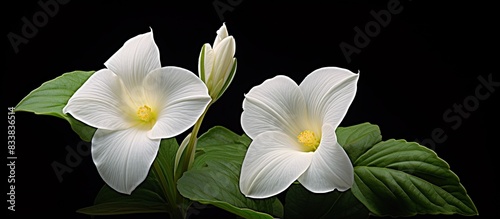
[
  {"left": 336, "top": 122, "right": 382, "bottom": 161},
  {"left": 78, "top": 138, "right": 180, "bottom": 216},
  {"left": 352, "top": 139, "right": 478, "bottom": 216},
  {"left": 284, "top": 184, "right": 369, "bottom": 219},
  {"left": 177, "top": 126, "right": 282, "bottom": 219},
  {"left": 15, "top": 71, "right": 96, "bottom": 141}
]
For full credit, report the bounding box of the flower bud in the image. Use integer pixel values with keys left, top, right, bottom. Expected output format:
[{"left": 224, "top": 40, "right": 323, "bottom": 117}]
[{"left": 199, "top": 23, "right": 237, "bottom": 102}]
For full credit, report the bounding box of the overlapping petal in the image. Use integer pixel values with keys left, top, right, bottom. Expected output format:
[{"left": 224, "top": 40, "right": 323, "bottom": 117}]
[
  {"left": 212, "top": 36, "right": 235, "bottom": 91},
  {"left": 299, "top": 67, "right": 359, "bottom": 128},
  {"left": 213, "top": 23, "right": 229, "bottom": 47},
  {"left": 92, "top": 128, "right": 160, "bottom": 194},
  {"left": 239, "top": 131, "right": 313, "bottom": 198},
  {"left": 104, "top": 31, "right": 161, "bottom": 89},
  {"left": 144, "top": 67, "right": 211, "bottom": 139},
  {"left": 200, "top": 44, "right": 215, "bottom": 83},
  {"left": 298, "top": 124, "right": 354, "bottom": 192},
  {"left": 63, "top": 69, "right": 134, "bottom": 130},
  {"left": 241, "top": 76, "right": 307, "bottom": 139}
]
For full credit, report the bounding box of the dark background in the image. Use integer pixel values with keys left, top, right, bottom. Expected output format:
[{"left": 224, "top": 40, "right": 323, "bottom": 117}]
[{"left": 5, "top": 0, "right": 497, "bottom": 218}]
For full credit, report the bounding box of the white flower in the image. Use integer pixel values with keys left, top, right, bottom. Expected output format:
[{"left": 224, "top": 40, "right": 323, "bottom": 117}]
[
  {"left": 239, "top": 67, "right": 359, "bottom": 198},
  {"left": 63, "top": 30, "right": 211, "bottom": 194},
  {"left": 199, "top": 23, "right": 236, "bottom": 101}
]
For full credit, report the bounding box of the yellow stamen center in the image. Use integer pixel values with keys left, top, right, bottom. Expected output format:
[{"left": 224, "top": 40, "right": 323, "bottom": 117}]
[
  {"left": 297, "top": 130, "right": 320, "bottom": 152},
  {"left": 137, "top": 105, "right": 154, "bottom": 123}
]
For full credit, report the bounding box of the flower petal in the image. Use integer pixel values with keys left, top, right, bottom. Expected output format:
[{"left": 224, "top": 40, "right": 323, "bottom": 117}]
[
  {"left": 199, "top": 43, "right": 215, "bottom": 84},
  {"left": 298, "top": 123, "right": 354, "bottom": 193},
  {"left": 143, "top": 67, "right": 211, "bottom": 139},
  {"left": 299, "top": 67, "right": 359, "bottom": 129},
  {"left": 104, "top": 30, "right": 161, "bottom": 89},
  {"left": 63, "top": 69, "right": 134, "bottom": 130},
  {"left": 213, "top": 36, "right": 236, "bottom": 89},
  {"left": 92, "top": 127, "right": 160, "bottom": 194},
  {"left": 213, "top": 23, "right": 229, "bottom": 47},
  {"left": 241, "top": 76, "right": 307, "bottom": 139},
  {"left": 240, "top": 131, "right": 313, "bottom": 198}
]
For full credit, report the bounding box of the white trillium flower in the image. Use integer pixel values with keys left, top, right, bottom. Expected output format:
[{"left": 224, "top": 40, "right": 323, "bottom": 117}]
[
  {"left": 63, "top": 30, "right": 211, "bottom": 194},
  {"left": 240, "top": 67, "right": 359, "bottom": 198},
  {"left": 199, "top": 23, "right": 237, "bottom": 101}
]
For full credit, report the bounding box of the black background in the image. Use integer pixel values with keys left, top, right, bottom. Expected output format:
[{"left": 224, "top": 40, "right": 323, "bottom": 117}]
[{"left": 5, "top": 0, "right": 497, "bottom": 218}]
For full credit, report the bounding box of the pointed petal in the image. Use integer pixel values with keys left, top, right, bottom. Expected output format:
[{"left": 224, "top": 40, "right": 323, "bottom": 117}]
[
  {"left": 215, "top": 57, "right": 237, "bottom": 101},
  {"left": 240, "top": 131, "right": 313, "bottom": 198},
  {"left": 63, "top": 69, "right": 134, "bottom": 130},
  {"left": 144, "top": 67, "right": 211, "bottom": 139},
  {"left": 298, "top": 124, "right": 354, "bottom": 193},
  {"left": 241, "top": 76, "right": 307, "bottom": 139},
  {"left": 92, "top": 128, "right": 160, "bottom": 194},
  {"left": 213, "top": 36, "right": 236, "bottom": 89},
  {"left": 104, "top": 30, "right": 161, "bottom": 89},
  {"left": 299, "top": 67, "right": 359, "bottom": 129},
  {"left": 213, "top": 23, "right": 229, "bottom": 47}
]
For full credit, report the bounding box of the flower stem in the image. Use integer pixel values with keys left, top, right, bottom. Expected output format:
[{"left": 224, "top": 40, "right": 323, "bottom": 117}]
[
  {"left": 188, "top": 110, "right": 208, "bottom": 169},
  {"left": 182, "top": 102, "right": 212, "bottom": 173},
  {"left": 172, "top": 102, "right": 212, "bottom": 218},
  {"left": 152, "top": 161, "right": 186, "bottom": 219}
]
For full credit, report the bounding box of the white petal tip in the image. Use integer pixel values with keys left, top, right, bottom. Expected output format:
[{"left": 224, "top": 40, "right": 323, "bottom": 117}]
[{"left": 62, "top": 106, "right": 68, "bottom": 114}]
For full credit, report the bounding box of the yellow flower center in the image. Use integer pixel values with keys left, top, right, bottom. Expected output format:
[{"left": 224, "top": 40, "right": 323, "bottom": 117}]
[
  {"left": 137, "top": 105, "right": 154, "bottom": 123},
  {"left": 297, "top": 130, "right": 320, "bottom": 152}
]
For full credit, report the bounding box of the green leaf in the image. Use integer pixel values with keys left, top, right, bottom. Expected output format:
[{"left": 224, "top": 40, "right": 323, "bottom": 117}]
[
  {"left": 177, "top": 126, "right": 282, "bottom": 219},
  {"left": 78, "top": 138, "right": 180, "bottom": 216},
  {"left": 284, "top": 184, "right": 369, "bottom": 219},
  {"left": 77, "top": 177, "right": 169, "bottom": 215},
  {"left": 336, "top": 122, "right": 382, "bottom": 161},
  {"left": 352, "top": 139, "right": 478, "bottom": 216},
  {"left": 15, "top": 70, "right": 96, "bottom": 141},
  {"left": 152, "top": 138, "right": 189, "bottom": 217}
]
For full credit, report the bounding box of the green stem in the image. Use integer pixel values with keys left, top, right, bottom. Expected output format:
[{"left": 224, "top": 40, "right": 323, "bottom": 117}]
[
  {"left": 152, "top": 162, "right": 185, "bottom": 219},
  {"left": 170, "top": 102, "right": 213, "bottom": 218},
  {"left": 184, "top": 102, "right": 212, "bottom": 172}
]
